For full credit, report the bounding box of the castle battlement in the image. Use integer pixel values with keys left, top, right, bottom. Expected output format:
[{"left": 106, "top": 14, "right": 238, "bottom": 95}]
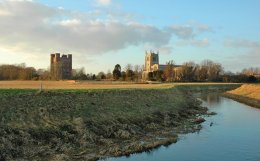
[{"left": 50, "top": 53, "right": 72, "bottom": 80}]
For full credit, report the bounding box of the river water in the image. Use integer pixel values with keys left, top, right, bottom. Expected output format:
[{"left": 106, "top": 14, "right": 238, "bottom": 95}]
[{"left": 103, "top": 94, "right": 260, "bottom": 161}]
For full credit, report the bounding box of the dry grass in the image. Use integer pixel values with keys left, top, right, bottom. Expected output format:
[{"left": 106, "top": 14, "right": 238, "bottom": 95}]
[
  {"left": 0, "top": 81, "right": 240, "bottom": 90},
  {"left": 0, "top": 81, "right": 174, "bottom": 90},
  {"left": 227, "top": 84, "right": 260, "bottom": 100}
]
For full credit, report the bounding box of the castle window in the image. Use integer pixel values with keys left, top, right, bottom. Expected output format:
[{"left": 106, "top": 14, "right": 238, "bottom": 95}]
[{"left": 153, "top": 57, "right": 157, "bottom": 61}]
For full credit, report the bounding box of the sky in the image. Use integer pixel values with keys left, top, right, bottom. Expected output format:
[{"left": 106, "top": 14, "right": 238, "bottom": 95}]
[{"left": 0, "top": 0, "right": 259, "bottom": 74}]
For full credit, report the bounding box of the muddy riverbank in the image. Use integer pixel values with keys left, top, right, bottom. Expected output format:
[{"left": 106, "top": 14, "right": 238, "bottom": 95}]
[{"left": 0, "top": 85, "right": 239, "bottom": 161}]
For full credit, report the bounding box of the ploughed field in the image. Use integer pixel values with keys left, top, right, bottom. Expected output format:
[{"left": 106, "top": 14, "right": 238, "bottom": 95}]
[{"left": 0, "top": 84, "right": 240, "bottom": 161}]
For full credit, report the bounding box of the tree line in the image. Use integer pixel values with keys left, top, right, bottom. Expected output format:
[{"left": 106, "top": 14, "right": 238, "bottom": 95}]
[
  {"left": 0, "top": 63, "right": 142, "bottom": 81},
  {"left": 0, "top": 64, "right": 38, "bottom": 80},
  {"left": 149, "top": 60, "right": 259, "bottom": 83},
  {"left": 0, "top": 61, "right": 259, "bottom": 83},
  {"left": 112, "top": 64, "right": 143, "bottom": 81},
  {"left": 161, "top": 60, "right": 224, "bottom": 82}
]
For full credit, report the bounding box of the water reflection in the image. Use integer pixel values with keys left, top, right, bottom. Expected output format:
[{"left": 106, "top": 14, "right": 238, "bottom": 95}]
[{"left": 199, "top": 93, "right": 222, "bottom": 106}]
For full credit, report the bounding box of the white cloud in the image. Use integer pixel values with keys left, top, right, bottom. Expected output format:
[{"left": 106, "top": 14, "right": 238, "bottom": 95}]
[
  {"left": 168, "top": 24, "right": 212, "bottom": 39},
  {"left": 224, "top": 38, "right": 260, "bottom": 48},
  {"left": 0, "top": 9, "right": 11, "bottom": 16},
  {"left": 0, "top": 0, "right": 214, "bottom": 69},
  {"left": 169, "top": 25, "right": 194, "bottom": 39},
  {"left": 197, "top": 24, "right": 213, "bottom": 33},
  {"left": 58, "top": 6, "right": 64, "bottom": 10},
  {"left": 176, "top": 38, "right": 209, "bottom": 47},
  {"left": 0, "top": 0, "right": 171, "bottom": 58},
  {"left": 166, "top": 24, "right": 212, "bottom": 47},
  {"left": 157, "top": 46, "right": 173, "bottom": 55},
  {"left": 96, "top": 0, "right": 111, "bottom": 6},
  {"left": 60, "top": 19, "right": 82, "bottom": 26}
]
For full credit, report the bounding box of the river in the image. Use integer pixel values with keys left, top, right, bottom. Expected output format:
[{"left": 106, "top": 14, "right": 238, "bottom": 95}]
[{"left": 103, "top": 94, "right": 260, "bottom": 161}]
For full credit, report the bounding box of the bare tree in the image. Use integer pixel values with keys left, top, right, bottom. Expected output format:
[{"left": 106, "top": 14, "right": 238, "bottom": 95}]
[
  {"left": 0, "top": 64, "right": 37, "bottom": 80},
  {"left": 197, "top": 60, "right": 223, "bottom": 81},
  {"left": 242, "top": 67, "right": 260, "bottom": 75},
  {"left": 124, "top": 64, "right": 135, "bottom": 81},
  {"left": 133, "top": 64, "right": 143, "bottom": 82},
  {"left": 124, "top": 64, "right": 133, "bottom": 71},
  {"left": 181, "top": 61, "right": 197, "bottom": 82},
  {"left": 163, "top": 60, "right": 175, "bottom": 82},
  {"left": 106, "top": 70, "right": 113, "bottom": 80},
  {"left": 97, "top": 71, "right": 106, "bottom": 79}
]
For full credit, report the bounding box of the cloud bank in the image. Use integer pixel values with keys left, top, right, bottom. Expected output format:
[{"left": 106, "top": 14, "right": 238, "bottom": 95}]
[
  {"left": 224, "top": 38, "right": 260, "bottom": 48},
  {"left": 0, "top": 0, "right": 213, "bottom": 67},
  {"left": 96, "top": 0, "right": 112, "bottom": 6},
  {"left": 0, "top": 0, "right": 174, "bottom": 56}
]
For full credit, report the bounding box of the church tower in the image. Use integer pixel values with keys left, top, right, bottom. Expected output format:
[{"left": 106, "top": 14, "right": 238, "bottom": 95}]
[{"left": 145, "top": 51, "right": 159, "bottom": 72}]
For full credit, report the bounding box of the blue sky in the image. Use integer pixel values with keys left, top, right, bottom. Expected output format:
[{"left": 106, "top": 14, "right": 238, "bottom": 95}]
[{"left": 0, "top": 0, "right": 259, "bottom": 73}]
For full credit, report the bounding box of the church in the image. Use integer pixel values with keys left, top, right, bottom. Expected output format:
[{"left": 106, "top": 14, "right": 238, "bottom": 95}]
[{"left": 142, "top": 51, "right": 183, "bottom": 81}]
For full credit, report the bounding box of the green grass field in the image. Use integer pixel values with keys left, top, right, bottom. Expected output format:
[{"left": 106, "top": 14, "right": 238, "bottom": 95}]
[
  {"left": 0, "top": 84, "right": 240, "bottom": 161},
  {"left": 0, "top": 84, "right": 240, "bottom": 128}
]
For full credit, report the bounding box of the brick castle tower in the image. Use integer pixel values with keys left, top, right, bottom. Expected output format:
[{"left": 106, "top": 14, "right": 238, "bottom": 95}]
[{"left": 50, "top": 53, "right": 72, "bottom": 80}]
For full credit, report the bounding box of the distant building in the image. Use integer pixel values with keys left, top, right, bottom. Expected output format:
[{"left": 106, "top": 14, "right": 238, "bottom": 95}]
[
  {"left": 142, "top": 51, "right": 183, "bottom": 80},
  {"left": 253, "top": 74, "right": 260, "bottom": 78},
  {"left": 50, "top": 53, "right": 72, "bottom": 80}
]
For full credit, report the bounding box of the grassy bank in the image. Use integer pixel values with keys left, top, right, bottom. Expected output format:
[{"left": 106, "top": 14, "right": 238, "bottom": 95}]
[
  {"left": 224, "top": 84, "right": 260, "bottom": 108},
  {"left": 0, "top": 84, "right": 239, "bottom": 161},
  {"left": 173, "top": 83, "right": 241, "bottom": 93}
]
